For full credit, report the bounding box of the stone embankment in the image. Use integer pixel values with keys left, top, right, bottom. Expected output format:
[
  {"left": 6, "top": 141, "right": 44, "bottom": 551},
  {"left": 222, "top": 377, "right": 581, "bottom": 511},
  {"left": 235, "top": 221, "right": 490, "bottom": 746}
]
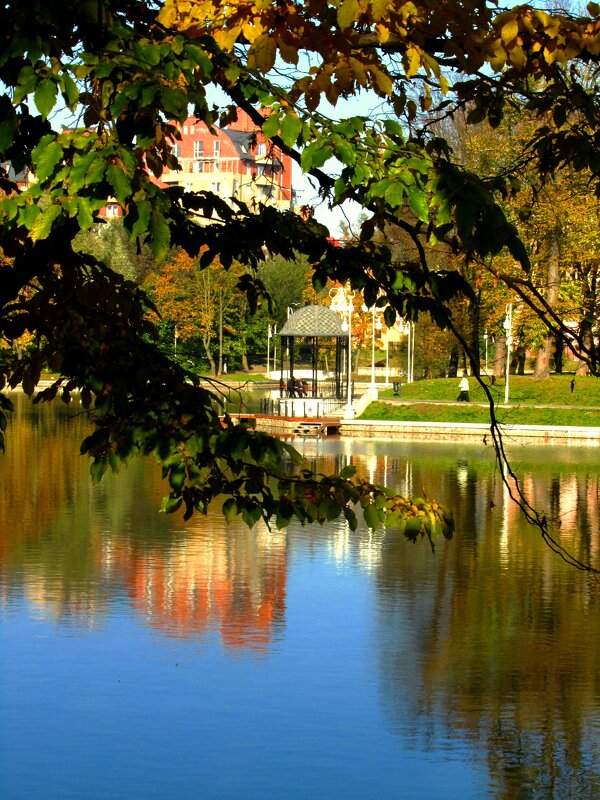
[{"left": 252, "top": 415, "right": 600, "bottom": 445}]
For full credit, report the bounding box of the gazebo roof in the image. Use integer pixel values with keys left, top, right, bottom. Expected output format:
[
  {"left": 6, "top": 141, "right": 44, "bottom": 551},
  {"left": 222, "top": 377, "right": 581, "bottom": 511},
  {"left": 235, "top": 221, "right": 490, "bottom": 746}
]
[{"left": 277, "top": 305, "right": 345, "bottom": 338}]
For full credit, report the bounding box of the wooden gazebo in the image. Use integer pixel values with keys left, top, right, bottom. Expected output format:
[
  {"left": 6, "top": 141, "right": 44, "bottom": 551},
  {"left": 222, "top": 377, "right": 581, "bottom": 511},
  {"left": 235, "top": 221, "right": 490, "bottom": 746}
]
[{"left": 276, "top": 305, "right": 348, "bottom": 403}]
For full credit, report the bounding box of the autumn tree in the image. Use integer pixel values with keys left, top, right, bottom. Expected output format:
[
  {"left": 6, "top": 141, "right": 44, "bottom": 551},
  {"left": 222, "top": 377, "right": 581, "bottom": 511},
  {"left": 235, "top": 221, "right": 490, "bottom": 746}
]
[{"left": 1, "top": 1, "right": 599, "bottom": 564}]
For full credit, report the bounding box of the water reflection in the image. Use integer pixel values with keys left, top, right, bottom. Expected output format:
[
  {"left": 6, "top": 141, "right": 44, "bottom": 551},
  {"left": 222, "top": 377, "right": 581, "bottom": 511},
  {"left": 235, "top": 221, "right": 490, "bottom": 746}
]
[{"left": 2, "top": 397, "right": 600, "bottom": 798}]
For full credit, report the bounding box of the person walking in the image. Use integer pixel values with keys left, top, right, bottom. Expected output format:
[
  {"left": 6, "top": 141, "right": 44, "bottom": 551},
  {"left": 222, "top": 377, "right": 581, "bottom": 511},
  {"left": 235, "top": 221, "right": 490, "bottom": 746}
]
[{"left": 457, "top": 372, "right": 470, "bottom": 402}]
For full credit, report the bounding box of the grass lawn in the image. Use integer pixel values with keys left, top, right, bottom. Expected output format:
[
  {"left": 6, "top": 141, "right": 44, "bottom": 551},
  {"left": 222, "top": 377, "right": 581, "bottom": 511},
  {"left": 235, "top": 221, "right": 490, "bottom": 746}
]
[
  {"left": 376, "top": 374, "right": 600, "bottom": 406},
  {"left": 363, "top": 375, "right": 600, "bottom": 427},
  {"left": 360, "top": 402, "right": 600, "bottom": 427}
]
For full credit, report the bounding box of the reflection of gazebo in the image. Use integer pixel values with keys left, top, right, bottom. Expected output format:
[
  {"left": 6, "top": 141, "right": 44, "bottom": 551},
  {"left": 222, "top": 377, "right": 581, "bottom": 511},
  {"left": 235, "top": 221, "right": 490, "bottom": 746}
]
[{"left": 275, "top": 305, "right": 348, "bottom": 412}]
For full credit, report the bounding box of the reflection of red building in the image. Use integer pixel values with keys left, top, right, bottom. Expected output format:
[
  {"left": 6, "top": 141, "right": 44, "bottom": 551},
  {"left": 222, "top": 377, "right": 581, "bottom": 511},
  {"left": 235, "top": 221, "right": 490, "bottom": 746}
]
[{"left": 120, "top": 527, "right": 287, "bottom": 652}]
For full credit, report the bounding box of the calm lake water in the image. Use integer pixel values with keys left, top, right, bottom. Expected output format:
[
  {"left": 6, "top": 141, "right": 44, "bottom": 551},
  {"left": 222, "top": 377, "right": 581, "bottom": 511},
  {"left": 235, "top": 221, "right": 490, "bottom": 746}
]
[{"left": 2, "top": 394, "right": 600, "bottom": 799}]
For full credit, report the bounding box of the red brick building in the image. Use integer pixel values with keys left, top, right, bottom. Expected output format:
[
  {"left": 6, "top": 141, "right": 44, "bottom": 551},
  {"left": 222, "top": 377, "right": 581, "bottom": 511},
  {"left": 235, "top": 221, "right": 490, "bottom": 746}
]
[{"left": 157, "top": 109, "right": 294, "bottom": 212}]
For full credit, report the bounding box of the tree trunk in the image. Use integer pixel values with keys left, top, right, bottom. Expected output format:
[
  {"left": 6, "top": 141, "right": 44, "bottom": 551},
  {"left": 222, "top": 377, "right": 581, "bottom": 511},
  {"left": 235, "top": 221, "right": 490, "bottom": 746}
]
[
  {"left": 515, "top": 343, "right": 526, "bottom": 375},
  {"left": 202, "top": 334, "right": 216, "bottom": 375},
  {"left": 554, "top": 331, "right": 564, "bottom": 374},
  {"left": 447, "top": 346, "right": 459, "bottom": 378},
  {"left": 576, "top": 262, "right": 599, "bottom": 376},
  {"left": 217, "top": 299, "right": 224, "bottom": 375},
  {"left": 494, "top": 335, "right": 507, "bottom": 379},
  {"left": 533, "top": 225, "right": 560, "bottom": 379}
]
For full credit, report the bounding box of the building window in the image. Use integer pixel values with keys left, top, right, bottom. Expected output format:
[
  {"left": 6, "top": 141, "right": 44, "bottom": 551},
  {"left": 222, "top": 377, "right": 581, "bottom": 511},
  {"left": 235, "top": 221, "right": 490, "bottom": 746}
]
[
  {"left": 171, "top": 143, "right": 180, "bottom": 158},
  {"left": 214, "top": 140, "right": 220, "bottom": 157},
  {"left": 105, "top": 203, "right": 120, "bottom": 217},
  {"left": 193, "top": 140, "right": 204, "bottom": 158},
  {"left": 211, "top": 182, "right": 221, "bottom": 194},
  {"left": 183, "top": 125, "right": 188, "bottom": 135},
  {"left": 257, "top": 142, "right": 266, "bottom": 156}
]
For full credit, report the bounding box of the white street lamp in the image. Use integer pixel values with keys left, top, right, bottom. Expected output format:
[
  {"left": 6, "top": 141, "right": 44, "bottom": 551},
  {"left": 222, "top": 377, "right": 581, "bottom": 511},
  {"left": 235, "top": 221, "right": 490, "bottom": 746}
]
[
  {"left": 401, "top": 319, "right": 415, "bottom": 384},
  {"left": 362, "top": 303, "right": 378, "bottom": 391},
  {"left": 330, "top": 285, "right": 356, "bottom": 418},
  {"left": 503, "top": 304, "right": 513, "bottom": 404},
  {"left": 267, "top": 323, "right": 272, "bottom": 378},
  {"left": 377, "top": 316, "right": 387, "bottom": 386},
  {"left": 483, "top": 329, "right": 488, "bottom": 374}
]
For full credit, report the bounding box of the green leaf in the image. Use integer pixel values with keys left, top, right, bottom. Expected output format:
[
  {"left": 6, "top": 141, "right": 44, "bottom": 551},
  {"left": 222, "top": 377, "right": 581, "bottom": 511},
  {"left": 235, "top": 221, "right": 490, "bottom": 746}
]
[
  {"left": 128, "top": 198, "right": 152, "bottom": 238},
  {"left": 344, "top": 506, "right": 358, "bottom": 531},
  {"left": 262, "top": 113, "right": 280, "bottom": 140},
  {"left": 384, "top": 182, "right": 406, "bottom": 208},
  {"left": 149, "top": 210, "right": 171, "bottom": 259},
  {"left": 13, "top": 65, "right": 38, "bottom": 105},
  {"left": 77, "top": 197, "right": 94, "bottom": 230},
  {"left": 106, "top": 163, "right": 131, "bottom": 203},
  {"left": 34, "top": 78, "right": 58, "bottom": 119},
  {"left": 61, "top": 73, "right": 80, "bottom": 108},
  {"left": 161, "top": 494, "right": 183, "bottom": 514},
  {"left": 406, "top": 185, "right": 429, "bottom": 222},
  {"left": 168, "top": 464, "right": 186, "bottom": 492},
  {"left": 186, "top": 44, "right": 214, "bottom": 76},
  {"left": 222, "top": 497, "right": 239, "bottom": 522},
  {"left": 29, "top": 203, "right": 62, "bottom": 240},
  {"left": 19, "top": 201, "right": 41, "bottom": 229},
  {"left": 0, "top": 119, "right": 17, "bottom": 155},
  {"left": 90, "top": 460, "right": 108, "bottom": 484},
  {"left": 364, "top": 504, "right": 381, "bottom": 530},
  {"left": 280, "top": 114, "right": 302, "bottom": 148},
  {"left": 33, "top": 139, "right": 63, "bottom": 182},
  {"left": 301, "top": 141, "right": 331, "bottom": 171}
]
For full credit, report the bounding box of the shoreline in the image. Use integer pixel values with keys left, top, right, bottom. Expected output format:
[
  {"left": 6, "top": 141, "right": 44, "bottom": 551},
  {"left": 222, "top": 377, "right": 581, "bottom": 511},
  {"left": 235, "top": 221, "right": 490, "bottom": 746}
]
[{"left": 252, "top": 414, "right": 600, "bottom": 446}]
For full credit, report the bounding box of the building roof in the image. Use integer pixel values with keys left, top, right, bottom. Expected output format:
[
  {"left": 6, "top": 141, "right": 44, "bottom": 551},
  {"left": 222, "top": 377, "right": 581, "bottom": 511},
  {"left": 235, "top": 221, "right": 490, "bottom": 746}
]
[
  {"left": 224, "top": 129, "right": 255, "bottom": 163},
  {"left": 277, "top": 305, "right": 345, "bottom": 338}
]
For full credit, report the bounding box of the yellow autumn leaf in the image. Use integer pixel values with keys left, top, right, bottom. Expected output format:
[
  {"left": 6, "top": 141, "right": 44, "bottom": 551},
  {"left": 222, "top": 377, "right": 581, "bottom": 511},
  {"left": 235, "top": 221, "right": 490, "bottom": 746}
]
[
  {"left": 501, "top": 18, "right": 519, "bottom": 45},
  {"left": 337, "top": 0, "right": 359, "bottom": 30},
  {"left": 349, "top": 57, "right": 367, "bottom": 86},
  {"left": 507, "top": 44, "right": 527, "bottom": 70},
  {"left": 372, "top": 67, "right": 392, "bottom": 95},
  {"left": 404, "top": 46, "right": 421, "bottom": 78},
  {"left": 370, "top": 0, "right": 389, "bottom": 22},
  {"left": 242, "top": 21, "right": 264, "bottom": 43},
  {"left": 279, "top": 41, "right": 299, "bottom": 65},
  {"left": 564, "top": 39, "right": 583, "bottom": 59},
  {"left": 376, "top": 23, "right": 391, "bottom": 43},
  {"left": 587, "top": 31, "right": 600, "bottom": 55},
  {"left": 249, "top": 34, "right": 277, "bottom": 72}
]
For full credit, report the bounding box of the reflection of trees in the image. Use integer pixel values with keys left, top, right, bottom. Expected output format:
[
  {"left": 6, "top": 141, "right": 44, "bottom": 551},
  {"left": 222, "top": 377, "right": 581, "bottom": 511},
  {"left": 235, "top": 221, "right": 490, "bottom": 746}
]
[
  {"left": 0, "top": 398, "right": 288, "bottom": 651},
  {"left": 372, "top": 448, "right": 600, "bottom": 800}
]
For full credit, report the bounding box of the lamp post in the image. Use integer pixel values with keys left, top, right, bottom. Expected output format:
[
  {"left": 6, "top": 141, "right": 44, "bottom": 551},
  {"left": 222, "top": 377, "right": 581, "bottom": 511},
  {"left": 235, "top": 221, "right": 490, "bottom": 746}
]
[
  {"left": 267, "top": 323, "right": 272, "bottom": 378},
  {"left": 174, "top": 325, "right": 178, "bottom": 360},
  {"left": 503, "top": 304, "right": 513, "bottom": 404},
  {"left": 377, "top": 316, "right": 388, "bottom": 386},
  {"left": 402, "top": 320, "right": 415, "bottom": 384},
  {"left": 362, "top": 303, "right": 378, "bottom": 391},
  {"left": 330, "top": 285, "right": 356, "bottom": 418},
  {"left": 483, "top": 329, "right": 488, "bottom": 374}
]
